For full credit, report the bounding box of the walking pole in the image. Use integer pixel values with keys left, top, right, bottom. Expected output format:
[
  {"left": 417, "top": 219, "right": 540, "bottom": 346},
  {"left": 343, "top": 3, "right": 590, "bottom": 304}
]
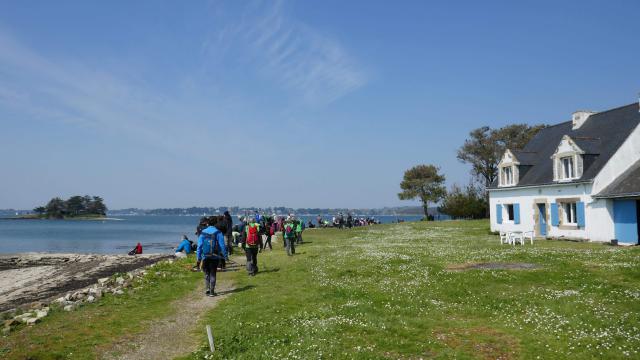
[{"left": 206, "top": 325, "right": 215, "bottom": 352}]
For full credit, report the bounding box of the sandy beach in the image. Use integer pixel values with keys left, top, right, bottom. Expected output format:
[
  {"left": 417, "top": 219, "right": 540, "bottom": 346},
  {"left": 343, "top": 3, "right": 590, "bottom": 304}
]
[{"left": 0, "top": 253, "right": 172, "bottom": 312}]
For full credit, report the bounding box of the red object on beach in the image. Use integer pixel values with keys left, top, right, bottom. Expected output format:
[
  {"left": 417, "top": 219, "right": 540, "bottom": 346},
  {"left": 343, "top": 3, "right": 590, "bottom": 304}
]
[{"left": 135, "top": 242, "right": 143, "bottom": 254}]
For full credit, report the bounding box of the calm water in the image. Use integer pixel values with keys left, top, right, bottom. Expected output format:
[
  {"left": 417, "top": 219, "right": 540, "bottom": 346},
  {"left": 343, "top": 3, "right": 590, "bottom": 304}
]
[{"left": 0, "top": 215, "right": 423, "bottom": 254}]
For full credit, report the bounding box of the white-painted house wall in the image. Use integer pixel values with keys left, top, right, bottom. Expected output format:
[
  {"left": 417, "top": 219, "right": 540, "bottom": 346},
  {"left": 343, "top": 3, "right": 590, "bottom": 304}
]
[
  {"left": 489, "top": 183, "right": 615, "bottom": 242},
  {"left": 592, "top": 123, "right": 640, "bottom": 194}
]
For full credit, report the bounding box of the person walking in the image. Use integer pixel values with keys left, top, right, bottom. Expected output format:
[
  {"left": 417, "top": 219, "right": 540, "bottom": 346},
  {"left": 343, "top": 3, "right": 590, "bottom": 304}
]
[
  {"left": 196, "top": 218, "right": 227, "bottom": 297},
  {"left": 295, "top": 218, "right": 304, "bottom": 244},
  {"left": 223, "top": 211, "right": 234, "bottom": 255},
  {"left": 243, "top": 218, "right": 262, "bottom": 276},
  {"left": 283, "top": 217, "right": 296, "bottom": 256}
]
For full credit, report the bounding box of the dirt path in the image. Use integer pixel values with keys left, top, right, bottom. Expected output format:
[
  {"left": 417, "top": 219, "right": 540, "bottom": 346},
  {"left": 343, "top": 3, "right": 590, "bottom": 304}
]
[{"left": 103, "top": 277, "right": 235, "bottom": 360}]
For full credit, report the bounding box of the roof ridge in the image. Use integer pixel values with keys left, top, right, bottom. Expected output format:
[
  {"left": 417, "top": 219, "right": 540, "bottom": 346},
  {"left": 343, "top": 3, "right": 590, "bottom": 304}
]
[{"left": 590, "top": 102, "right": 638, "bottom": 117}]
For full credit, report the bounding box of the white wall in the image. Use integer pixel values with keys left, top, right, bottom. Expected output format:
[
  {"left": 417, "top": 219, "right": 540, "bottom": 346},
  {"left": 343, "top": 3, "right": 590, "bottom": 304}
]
[
  {"left": 489, "top": 183, "right": 615, "bottom": 242},
  {"left": 592, "top": 123, "right": 640, "bottom": 194}
]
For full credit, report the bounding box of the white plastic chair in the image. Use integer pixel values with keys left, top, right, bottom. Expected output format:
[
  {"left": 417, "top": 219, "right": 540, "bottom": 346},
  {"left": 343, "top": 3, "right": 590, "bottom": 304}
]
[
  {"left": 499, "top": 232, "right": 510, "bottom": 245},
  {"left": 523, "top": 231, "right": 534, "bottom": 245},
  {"left": 510, "top": 232, "right": 525, "bottom": 246}
]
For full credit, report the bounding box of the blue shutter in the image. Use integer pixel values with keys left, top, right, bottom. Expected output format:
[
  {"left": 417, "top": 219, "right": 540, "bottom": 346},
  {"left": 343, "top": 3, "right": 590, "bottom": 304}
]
[
  {"left": 551, "top": 203, "right": 559, "bottom": 226},
  {"left": 576, "top": 201, "right": 585, "bottom": 228},
  {"left": 496, "top": 204, "right": 503, "bottom": 224},
  {"left": 514, "top": 203, "right": 520, "bottom": 224}
]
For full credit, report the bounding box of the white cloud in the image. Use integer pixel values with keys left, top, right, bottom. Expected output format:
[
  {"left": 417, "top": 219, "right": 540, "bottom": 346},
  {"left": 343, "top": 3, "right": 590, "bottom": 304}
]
[{"left": 205, "top": 0, "right": 367, "bottom": 105}]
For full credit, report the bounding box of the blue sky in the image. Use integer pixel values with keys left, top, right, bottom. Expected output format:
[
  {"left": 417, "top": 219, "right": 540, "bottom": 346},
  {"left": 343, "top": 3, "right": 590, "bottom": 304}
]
[{"left": 1, "top": 0, "right": 639, "bottom": 209}]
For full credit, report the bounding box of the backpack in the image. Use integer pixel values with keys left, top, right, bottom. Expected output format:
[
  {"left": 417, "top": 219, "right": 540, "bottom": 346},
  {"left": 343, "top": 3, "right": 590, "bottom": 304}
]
[
  {"left": 284, "top": 224, "right": 295, "bottom": 239},
  {"left": 201, "top": 231, "right": 221, "bottom": 259},
  {"left": 246, "top": 224, "right": 260, "bottom": 246}
]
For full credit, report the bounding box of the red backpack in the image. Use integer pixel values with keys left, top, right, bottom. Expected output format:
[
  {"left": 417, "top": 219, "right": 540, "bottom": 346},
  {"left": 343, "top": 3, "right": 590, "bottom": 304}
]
[{"left": 246, "top": 224, "right": 259, "bottom": 246}]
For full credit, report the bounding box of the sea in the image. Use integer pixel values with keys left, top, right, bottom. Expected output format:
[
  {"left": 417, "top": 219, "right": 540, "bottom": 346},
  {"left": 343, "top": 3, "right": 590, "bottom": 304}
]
[{"left": 0, "top": 215, "right": 423, "bottom": 254}]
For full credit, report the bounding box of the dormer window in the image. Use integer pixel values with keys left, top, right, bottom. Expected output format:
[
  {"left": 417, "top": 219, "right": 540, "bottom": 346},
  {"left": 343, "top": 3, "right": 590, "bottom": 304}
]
[
  {"left": 552, "top": 136, "right": 584, "bottom": 182},
  {"left": 502, "top": 166, "right": 514, "bottom": 185},
  {"left": 561, "top": 156, "right": 575, "bottom": 179},
  {"left": 498, "top": 149, "right": 520, "bottom": 187}
]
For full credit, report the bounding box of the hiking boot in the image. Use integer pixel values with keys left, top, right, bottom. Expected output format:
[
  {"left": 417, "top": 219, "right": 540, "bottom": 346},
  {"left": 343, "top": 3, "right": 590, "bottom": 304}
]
[
  {"left": 205, "top": 290, "right": 211, "bottom": 296},
  {"left": 207, "top": 292, "right": 216, "bottom": 297}
]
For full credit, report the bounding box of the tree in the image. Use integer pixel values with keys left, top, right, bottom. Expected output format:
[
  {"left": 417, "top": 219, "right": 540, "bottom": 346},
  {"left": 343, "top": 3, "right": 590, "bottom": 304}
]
[
  {"left": 90, "top": 196, "right": 107, "bottom": 215},
  {"left": 439, "top": 183, "right": 488, "bottom": 219},
  {"left": 33, "top": 206, "right": 46, "bottom": 215},
  {"left": 45, "top": 197, "right": 66, "bottom": 219},
  {"left": 457, "top": 124, "right": 546, "bottom": 188},
  {"left": 398, "top": 165, "right": 446, "bottom": 218},
  {"left": 65, "top": 195, "right": 86, "bottom": 216}
]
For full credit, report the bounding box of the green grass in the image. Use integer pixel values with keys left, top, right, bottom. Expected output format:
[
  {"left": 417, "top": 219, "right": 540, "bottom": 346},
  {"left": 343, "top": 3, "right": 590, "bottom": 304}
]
[
  {"left": 184, "top": 220, "right": 640, "bottom": 359},
  {"left": 0, "top": 258, "right": 202, "bottom": 360}
]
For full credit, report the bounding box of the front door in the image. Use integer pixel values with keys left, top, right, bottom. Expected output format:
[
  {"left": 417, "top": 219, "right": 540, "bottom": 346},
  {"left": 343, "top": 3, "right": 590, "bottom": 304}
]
[
  {"left": 613, "top": 199, "right": 639, "bottom": 244},
  {"left": 538, "top": 203, "right": 547, "bottom": 236}
]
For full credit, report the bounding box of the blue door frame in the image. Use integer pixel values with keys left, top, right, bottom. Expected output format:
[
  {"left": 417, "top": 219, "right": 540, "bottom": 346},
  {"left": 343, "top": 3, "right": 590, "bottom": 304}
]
[
  {"left": 613, "top": 199, "right": 639, "bottom": 244},
  {"left": 537, "top": 203, "right": 547, "bottom": 236}
]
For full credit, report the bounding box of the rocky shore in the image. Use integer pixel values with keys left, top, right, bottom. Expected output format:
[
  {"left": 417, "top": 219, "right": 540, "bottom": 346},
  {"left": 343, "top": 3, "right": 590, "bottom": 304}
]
[{"left": 0, "top": 253, "right": 172, "bottom": 313}]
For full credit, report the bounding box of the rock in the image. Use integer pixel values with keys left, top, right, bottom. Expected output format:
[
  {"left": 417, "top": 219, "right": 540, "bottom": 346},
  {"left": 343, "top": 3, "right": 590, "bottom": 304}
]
[
  {"left": 73, "top": 292, "right": 85, "bottom": 301},
  {"left": 86, "top": 295, "right": 96, "bottom": 303},
  {"left": 4, "top": 319, "right": 17, "bottom": 328},
  {"left": 54, "top": 297, "right": 66, "bottom": 304},
  {"left": 114, "top": 290, "right": 124, "bottom": 295},
  {"left": 63, "top": 305, "right": 74, "bottom": 312},
  {"left": 30, "top": 301, "right": 45, "bottom": 310},
  {"left": 116, "top": 277, "right": 125, "bottom": 285},
  {"left": 81, "top": 288, "right": 89, "bottom": 295},
  {"left": 98, "top": 277, "right": 111, "bottom": 286},
  {"left": 127, "top": 273, "right": 134, "bottom": 279},
  {"left": 26, "top": 317, "right": 40, "bottom": 326},
  {"left": 64, "top": 293, "right": 72, "bottom": 301},
  {"left": 14, "top": 312, "right": 34, "bottom": 323},
  {"left": 94, "top": 289, "right": 103, "bottom": 299},
  {"left": 35, "top": 310, "right": 48, "bottom": 319}
]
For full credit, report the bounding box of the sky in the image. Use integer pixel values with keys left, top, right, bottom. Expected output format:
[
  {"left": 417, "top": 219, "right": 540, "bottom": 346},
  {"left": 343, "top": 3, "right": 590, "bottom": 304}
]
[{"left": 1, "top": 0, "right": 639, "bottom": 210}]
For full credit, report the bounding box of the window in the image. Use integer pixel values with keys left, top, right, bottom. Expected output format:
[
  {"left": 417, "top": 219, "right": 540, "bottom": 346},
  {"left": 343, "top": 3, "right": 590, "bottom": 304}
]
[
  {"left": 502, "top": 166, "right": 514, "bottom": 185},
  {"left": 506, "top": 204, "right": 515, "bottom": 221},
  {"left": 561, "top": 156, "right": 575, "bottom": 179},
  {"left": 563, "top": 202, "right": 577, "bottom": 224}
]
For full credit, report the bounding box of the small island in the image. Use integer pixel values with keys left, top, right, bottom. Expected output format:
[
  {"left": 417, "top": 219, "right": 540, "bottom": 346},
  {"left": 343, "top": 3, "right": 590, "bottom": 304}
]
[{"left": 25, "top": 195, "right": 108, "bottom": 220}]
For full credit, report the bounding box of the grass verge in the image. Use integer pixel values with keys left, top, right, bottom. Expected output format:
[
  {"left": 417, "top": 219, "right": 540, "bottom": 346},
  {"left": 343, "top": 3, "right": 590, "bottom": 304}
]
[{"left": 183, "top": 220, "right": 640, "bottom": 359}]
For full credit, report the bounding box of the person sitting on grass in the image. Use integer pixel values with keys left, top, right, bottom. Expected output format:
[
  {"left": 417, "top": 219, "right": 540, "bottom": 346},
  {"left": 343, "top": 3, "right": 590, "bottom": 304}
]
[
  {"left": 196, "top": 218, "right": 228, "bottom": 297},
  {"left": 175, "top": 235, "right": 193, "bottom": 258},
  {"left": 128, "top": 242, "right": 143, "bottom": 255}
]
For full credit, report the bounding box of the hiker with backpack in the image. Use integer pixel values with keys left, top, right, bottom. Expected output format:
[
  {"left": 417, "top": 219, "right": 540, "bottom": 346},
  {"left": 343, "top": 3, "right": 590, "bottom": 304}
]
[
  {"left": 243, "top": 218, "right": 262, "bottom": 276},
  {"left": 283, "top": 217, "right": 297, "bottom": 256},
  {"left": 196, "top": 218, "right": 228, "bottom": 297},
  {"left": 295, "top": 219, "right": 304, "bottom": 244}
]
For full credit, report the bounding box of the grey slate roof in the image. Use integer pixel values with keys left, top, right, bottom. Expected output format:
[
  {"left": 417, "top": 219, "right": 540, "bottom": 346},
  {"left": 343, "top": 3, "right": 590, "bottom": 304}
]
[
  {"left": 494, "top": 102, "right": 640, "bottom": 188},
  {"left": 595, "top": 159, "right": 640, "bottom": 198}
]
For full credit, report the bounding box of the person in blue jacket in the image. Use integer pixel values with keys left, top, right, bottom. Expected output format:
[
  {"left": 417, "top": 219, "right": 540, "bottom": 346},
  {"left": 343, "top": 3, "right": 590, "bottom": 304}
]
[
  {"left": 175, "top": 235, "right": 193, "bottom": 254},
  {"left": 196, "top": 217, "right": 228, "bottom": 297}
]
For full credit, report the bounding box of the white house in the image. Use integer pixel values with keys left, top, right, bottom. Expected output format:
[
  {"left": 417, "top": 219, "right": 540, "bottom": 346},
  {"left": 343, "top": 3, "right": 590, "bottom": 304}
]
[{"left": 489, "top": 102, "right": 640, "bottom": 244}]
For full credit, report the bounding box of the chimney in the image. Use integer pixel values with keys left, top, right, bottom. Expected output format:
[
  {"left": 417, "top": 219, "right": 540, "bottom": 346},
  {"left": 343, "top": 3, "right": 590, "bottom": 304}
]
[{"left": 572, "top": 110, "right": 596, "bottom": 130}]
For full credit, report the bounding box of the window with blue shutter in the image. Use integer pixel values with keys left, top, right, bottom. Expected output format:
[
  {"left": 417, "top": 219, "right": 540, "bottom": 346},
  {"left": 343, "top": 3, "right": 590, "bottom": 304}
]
[
  {"left": 576, "top": 201, "right": 585, "bottom": 228},
  {"left": 496, "top": 204, "right": 502, "bottom": 224},
  {"left": 514, "top": 203, "right": 520, "bottom": 224},
  {"left": 550, "top": 203, "right": 559, "bottom": 226}
]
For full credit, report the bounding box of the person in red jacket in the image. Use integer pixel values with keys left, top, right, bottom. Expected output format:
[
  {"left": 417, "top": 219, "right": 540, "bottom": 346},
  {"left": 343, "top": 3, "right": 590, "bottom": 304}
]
[{"left": 129, "top": 242, "right": 143, "bottom": 255}]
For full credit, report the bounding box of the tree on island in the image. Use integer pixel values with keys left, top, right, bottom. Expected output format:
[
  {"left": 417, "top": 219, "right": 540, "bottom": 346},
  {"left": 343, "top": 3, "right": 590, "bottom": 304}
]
[
  {"left": 35, "top": 195, "right": 108, "bottom": 218},
  {"left": 398, "top": 164, "right": 446, "bottom": 219}
]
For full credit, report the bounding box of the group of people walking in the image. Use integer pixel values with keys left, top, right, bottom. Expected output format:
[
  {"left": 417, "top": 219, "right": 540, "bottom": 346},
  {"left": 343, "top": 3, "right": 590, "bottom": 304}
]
[{"left": 177, "top": 211, "right": 307, "bottom": 296}]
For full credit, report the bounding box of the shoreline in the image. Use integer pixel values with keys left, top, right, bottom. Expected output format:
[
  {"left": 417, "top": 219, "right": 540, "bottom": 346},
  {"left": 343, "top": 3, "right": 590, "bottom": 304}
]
[
  {"left": 0, "top": 217, "right": 124, "bottom": 221},
  {"left": 0, "top": 253, "right": 173, "bottom": 312}
]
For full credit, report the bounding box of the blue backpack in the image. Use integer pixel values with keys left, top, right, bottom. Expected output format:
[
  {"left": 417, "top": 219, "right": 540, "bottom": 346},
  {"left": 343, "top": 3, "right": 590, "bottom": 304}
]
[{"left": 201, "top": 230, "right": 221, "bottom": 259}]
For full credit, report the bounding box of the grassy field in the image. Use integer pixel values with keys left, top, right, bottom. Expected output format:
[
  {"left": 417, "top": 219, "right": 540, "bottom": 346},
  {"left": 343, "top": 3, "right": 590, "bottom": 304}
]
[
  {"left": 2, "top": 220, "right": 639, "bottom": 359},
  {"left": 185, "top": 220, "right": 640, "bottom": 359},
  {"left": 0, "top": 259, "right": 202, "bottom": 359}
]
